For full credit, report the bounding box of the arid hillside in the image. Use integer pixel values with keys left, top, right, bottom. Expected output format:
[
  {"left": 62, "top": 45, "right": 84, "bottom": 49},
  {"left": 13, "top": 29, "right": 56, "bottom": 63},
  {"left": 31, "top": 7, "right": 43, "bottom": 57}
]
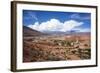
[{"left": 23, "top": 26, "right": 45, "bottom": 37}]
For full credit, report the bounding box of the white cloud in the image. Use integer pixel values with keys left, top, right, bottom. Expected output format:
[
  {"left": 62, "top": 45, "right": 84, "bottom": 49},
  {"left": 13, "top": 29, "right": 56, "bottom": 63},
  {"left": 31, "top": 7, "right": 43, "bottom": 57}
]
[
  {"left": 28, "top": 18, "right": 87, "bottom": 32},
  {"left": 28, "top": 22, "right": 39, "bottom": 30},
  {"left": 70, "top": 14, "right": 90, "bottom": 20},
  {"left": 26, "top": 12, "right": 38, "bottom": 20},
  {"left": 61, "top": 20, "right": 83, "bottom": 32},
  {"left": 70, "top": 14, "right": 80, "bottom": 19},
  {"left": 73, "top": 28, "right": 90, "bottom": 32},
  {"left": 79, "top": 28, "right": 90, "bottom": 32},
  {"left": 30, "top": 13, "right": 38, "bottom": 20}
]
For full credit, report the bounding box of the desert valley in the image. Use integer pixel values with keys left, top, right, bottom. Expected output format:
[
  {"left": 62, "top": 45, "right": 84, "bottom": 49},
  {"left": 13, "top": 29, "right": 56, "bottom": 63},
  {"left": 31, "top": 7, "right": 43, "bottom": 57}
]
[{"left": 23, "top": 26, "right": 91, "bottom": 62}]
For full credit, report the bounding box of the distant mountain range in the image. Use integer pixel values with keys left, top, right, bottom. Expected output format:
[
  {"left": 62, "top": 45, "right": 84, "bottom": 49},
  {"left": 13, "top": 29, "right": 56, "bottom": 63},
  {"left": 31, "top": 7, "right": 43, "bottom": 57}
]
[
  {"left": 42, "top": 30, "right": 90, "bottom": 35},
  {"left": 23, "top": 26, "right": 45, "bottom": 37},
  {"left": 23, "top": 26, "right": 90, "bottom": 37}
]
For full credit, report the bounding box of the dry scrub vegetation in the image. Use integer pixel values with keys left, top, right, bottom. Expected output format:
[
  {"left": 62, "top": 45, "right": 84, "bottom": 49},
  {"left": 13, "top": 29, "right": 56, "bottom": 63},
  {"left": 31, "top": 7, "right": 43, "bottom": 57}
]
[{"left": 23, "top": 34, "right": 91, "bottom": 62}]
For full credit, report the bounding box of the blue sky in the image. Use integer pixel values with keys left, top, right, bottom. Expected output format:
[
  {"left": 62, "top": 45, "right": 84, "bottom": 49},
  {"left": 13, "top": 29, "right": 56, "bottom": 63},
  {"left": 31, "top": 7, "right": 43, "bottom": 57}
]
[{"left": 23, "top": 10, "right": 91, "bottom": 32}]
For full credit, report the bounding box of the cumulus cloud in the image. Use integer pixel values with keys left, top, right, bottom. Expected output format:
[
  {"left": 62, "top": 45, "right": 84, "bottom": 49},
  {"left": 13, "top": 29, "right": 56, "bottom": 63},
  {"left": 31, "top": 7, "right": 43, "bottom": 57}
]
[
  {"left": 28, "top": 18, "right": 88, "bottom": 32},
  {"left": 61, "top": 20, "right": 83, "bottom": 32}
]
